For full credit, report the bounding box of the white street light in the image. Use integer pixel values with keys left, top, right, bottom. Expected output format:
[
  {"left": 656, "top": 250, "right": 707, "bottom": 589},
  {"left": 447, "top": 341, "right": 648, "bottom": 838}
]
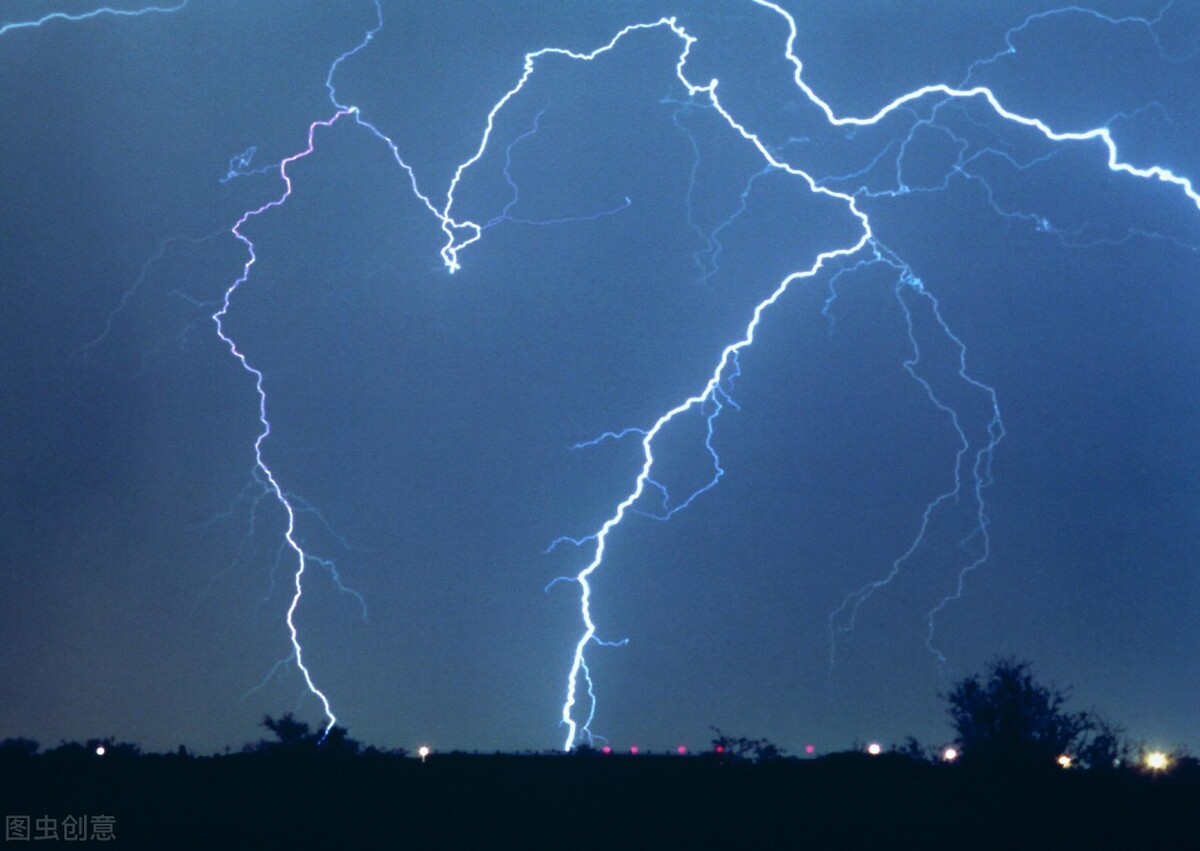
[{"left": 1145, "top": 751, "right": 1169, "bottom": 771}]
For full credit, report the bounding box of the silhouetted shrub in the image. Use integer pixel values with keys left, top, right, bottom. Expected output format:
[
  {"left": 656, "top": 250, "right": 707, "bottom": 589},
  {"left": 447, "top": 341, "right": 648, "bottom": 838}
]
[{"left": 944, "top": 657, "right": 1094, "bottom": 769}]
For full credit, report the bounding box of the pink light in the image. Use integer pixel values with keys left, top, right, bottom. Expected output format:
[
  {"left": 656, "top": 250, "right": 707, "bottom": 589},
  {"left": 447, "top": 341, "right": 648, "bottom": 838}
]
[
  {"left": 629, "top": 746, "right": 639, "bottom": 755},
  {"left": 677, "top": 745, "right": 687, "bottom": 755},
  {"left": 715, "top": 745, "right": 725, "bottom": 754},
  {"left": 805, "top": 745, "right": 815, "bottom": 754},
  {"left": 601, "top": 746, "right": 612, "bottom": 754}
]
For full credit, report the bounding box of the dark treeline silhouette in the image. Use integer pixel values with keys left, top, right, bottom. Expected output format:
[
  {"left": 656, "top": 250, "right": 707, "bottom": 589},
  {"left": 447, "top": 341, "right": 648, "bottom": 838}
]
[
  {"left": 708, "top": 726, "right": 787, "bottom": 763},
  {"left": 941, "top": 657, "right": 1133, "bottom": 771},
  {"left": 249, "top": 712, "right": 404, "bottom": 759},
  {"left": 2, "top": 661, "right": 1197, "bottom": 847}
]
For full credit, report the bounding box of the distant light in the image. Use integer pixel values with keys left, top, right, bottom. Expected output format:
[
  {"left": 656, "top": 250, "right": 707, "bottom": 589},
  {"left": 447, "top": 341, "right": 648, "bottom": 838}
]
[
  {"left": 941, "top": 747, "right": 959, "bottom": 763},
  {"left": 418, "top": 745, "right": 430, "bottom": 763},
  {"left": 677, "top": 745, "right": 688, "bottom": 755},
  {"left": 715, "top": 745, "right": 725, "bottom": 754},
  {"left": 866, "top": 743, "right": 882, "bottom": 756},
  {"left": 1057, "top": 754, "right": 1072, "bottom": 769},
  {"left": 601, "top": 746, "right": 612, "bottom": 755},
  {"left": 805, "top": 745, "right": 815, "bottom": 755},
  {"left": 629, "top": 746, "right": 639, "bottom": 755},
  {"left": 1145, "top": 751, "right": 1170, "bottom": 771},
  {"left": 95, "top": 746, "right": 105, "bottom": 756}
]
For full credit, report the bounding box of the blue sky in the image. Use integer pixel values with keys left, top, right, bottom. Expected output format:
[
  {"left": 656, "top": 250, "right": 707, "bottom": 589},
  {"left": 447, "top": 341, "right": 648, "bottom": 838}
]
[{"left": 1, "top": 0, "right": 1198, "bottom": 756}]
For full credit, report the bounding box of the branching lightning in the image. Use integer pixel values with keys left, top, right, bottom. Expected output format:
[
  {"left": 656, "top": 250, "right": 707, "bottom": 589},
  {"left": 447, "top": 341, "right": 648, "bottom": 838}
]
[
  {"left": 25, "top": 0, "right": 1198, "bottom": 750},
  {"left": 216, "top": 108, "right": 358, "bottom": 739},
  {"left": 487, "top": 0, "right": 1193, "bottom": 748},
  {"left": 223, "top": 0, "right": 1196, "bottom": 749}
]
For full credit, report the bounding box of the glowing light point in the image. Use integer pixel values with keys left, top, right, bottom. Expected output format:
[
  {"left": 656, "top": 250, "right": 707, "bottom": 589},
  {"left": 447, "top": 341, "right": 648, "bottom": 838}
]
[
  {"left": 677, "top": 745, "right": 688, "bottom": 755},
  {"left": 95, "top": 746, "right": 105, "bottom": 757},
  {"left": 805, "top": 745, "right": 815, "bottom": 755},
  {"left": 601, "top": 746, "right": 612, "bottom": 755},
  {"left": 418, "top": 745, "right": 431, "bottom": 763},
  {"left": 629, "top": 746, "right": 639, "bottom": 755},
  {"left": 1057, "top": 754, "right": 1073, "bottom": 769},
  {"left": 941, "top": 747, "right": 959, "bottom": 763},
  {"left": 866, "top": 743, "right": 882, "bottom": 756},
  {"left": 1145, "top": 751, "right": 1170, "bottom": 771}
]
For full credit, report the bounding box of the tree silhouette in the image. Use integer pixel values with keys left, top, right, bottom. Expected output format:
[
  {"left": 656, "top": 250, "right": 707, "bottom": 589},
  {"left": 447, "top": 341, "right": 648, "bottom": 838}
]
[
  {"left": 254, "top": 713, "right": 361, "bottom": 756},
  {"left": 1077, "top": 715, "right": 1131, "bottom": 770},
  {"left": 894, "top": 736, "right": 933, "bottom": 762},
  {"left": 709, "top": 727, "right": 786, "bottom": 763},
  {"left": 944, "top": 657, "right": 1092, "bottom": 769},
  {"left": 260, "top": 713, "right": 313, "bottom": 749},
  {"left": 0, "top": 737, "right": 39, "bottom": 760}
]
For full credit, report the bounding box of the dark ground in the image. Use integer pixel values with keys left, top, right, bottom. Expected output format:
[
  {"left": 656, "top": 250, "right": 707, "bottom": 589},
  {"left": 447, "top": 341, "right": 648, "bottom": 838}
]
[{"left": 3, "top": 749, "right": 1199, "bottom": 848}]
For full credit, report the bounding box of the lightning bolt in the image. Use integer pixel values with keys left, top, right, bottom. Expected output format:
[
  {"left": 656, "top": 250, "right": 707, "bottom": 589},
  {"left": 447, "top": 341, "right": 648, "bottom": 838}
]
[
  {"left": 216, "top": 107, "right": 359, "bottom": 739},
  {"left": 207, "top": 0, "right": 384, "bottom": 741},
  {"left": 424, "top": 1, "right": 1193, "bottom": 748},
  {"left": 0, "top": 1, "right": 189, "bottom": 36},
  {"left": 54, "top": 0, "right": 1195, "bottom": 749},
  {"left": 244, "top": 0, "right": 1193, "bottom": 749}
]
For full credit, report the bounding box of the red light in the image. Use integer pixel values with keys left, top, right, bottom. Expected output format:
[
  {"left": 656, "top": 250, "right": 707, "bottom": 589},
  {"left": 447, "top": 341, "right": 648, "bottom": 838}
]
[
  {"left": 677, "top": 745, "right": 687, "bottom": 755},
  {"left": 715, "top": 745, "right": 725, "bottom": 754},
  {"left": 629, "top": 746, "right": 639, "bottom": 755},
  {"left": 601, "top": 746, "right": 611, "bottom": 754},
  {"left": 805, "top": 745, "right": 815, "bottom": 754}
]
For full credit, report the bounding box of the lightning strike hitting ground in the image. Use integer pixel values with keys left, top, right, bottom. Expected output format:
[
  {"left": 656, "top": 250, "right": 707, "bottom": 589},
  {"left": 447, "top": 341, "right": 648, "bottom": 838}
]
[
  {"left": 28, "top": 1, "right": 1197, "bottom": 751},
  {"left": 222, "top": 0, "right": 1197, "bottom": 749}
]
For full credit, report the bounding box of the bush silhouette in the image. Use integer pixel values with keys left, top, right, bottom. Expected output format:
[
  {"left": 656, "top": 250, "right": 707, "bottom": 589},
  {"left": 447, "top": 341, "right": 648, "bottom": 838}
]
[
  {"left": 944, "top": 657, "right": 1094, "bottom": 769},
  {"left": 252, "top": 713, "right": 361, "bottom": 756},
  {"left": 709, "top": 727, "right": 786, "bottom": 763}
]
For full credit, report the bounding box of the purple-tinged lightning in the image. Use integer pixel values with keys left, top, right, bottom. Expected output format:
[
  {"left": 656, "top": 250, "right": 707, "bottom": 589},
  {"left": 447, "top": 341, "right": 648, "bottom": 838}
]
[
  {"left": 215, "top": 108, "right": 357, "bottom": 739},
  {"left": 204, "top": 0, "right": 1199, "bottom": 751},
  {"left": 207, "top": 0, "right": 389, "bottom": 740}
]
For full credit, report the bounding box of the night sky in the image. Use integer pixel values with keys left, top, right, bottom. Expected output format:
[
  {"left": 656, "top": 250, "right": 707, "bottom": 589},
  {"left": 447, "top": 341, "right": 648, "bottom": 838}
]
[{"left": 2, "top": 1, "right": 1198, "bottom": 758}]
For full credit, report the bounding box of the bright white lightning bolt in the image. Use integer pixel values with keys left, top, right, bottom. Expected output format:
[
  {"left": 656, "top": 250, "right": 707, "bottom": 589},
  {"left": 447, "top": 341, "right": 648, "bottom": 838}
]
[
  {"left": 412, "top": 2, "right": 1193, "bottom": 749},
  {"left": 752, "top": 0, "right": 1199, "bottom": 209},
  {"left": 211, "top": 0, "right": 1197, "bottom": 749}
]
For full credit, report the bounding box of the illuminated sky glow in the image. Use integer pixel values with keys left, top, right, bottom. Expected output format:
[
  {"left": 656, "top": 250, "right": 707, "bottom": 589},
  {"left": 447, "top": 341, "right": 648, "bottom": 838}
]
[{"left": 1, "top": 1, "right": 1197, "bottom": 756}]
